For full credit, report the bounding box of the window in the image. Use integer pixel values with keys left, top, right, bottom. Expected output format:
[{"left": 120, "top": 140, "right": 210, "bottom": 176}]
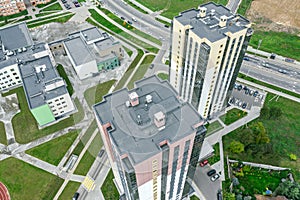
[
  {"left": 10, "top": 69, "right": 14, "bottom": 72},
  {"left": 219, "top": 50, "right": 222, "bottom": 53}
]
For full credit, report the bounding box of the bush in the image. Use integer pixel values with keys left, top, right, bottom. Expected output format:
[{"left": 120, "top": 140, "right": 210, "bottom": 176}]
[
  {"left": 229, "top": 141, "right": 245, "bottom": 154},
  {"left": 289, "top": 154, "right": 297, "bottom": 161}
]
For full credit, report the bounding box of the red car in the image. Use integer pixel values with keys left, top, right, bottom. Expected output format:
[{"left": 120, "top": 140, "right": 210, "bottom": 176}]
[{"left": 199, "top": 160, "right": 209, "bottom": 167}]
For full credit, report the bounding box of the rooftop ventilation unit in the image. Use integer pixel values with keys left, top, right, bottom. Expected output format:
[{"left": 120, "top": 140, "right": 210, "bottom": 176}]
[
  {"left": 18, "top": 48, "right": 22, "bottom": 53},
  {"left": 219, "top": 15, "right": 227, "bottom": 27},
  {"left": 198, "top": 6, "right": 207, "bottom": 18},
  {"left": 146, "top": 95, "right": 152, "bottom": 103},
  {"left": 125, "top": 101, "right": 131, "bottom": 107},
  {"left": 154, "top": 111, "right": 166, "bottom": 130},
  {"left": 137, "top": 114, "right": 142, "bottom": 125},
  {"left": 129, "top": 92, "right": 139, "bottom": 107}
]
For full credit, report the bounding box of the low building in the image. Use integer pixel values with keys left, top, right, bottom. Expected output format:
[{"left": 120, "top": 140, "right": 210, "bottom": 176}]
[
  {"left": 50, "top": 27, "right": 124, "bottom": 80},
  {"left": 0, "top": 0, "right": 26, "bottom": 16},
  {"left": 94, "top": 76, "right": 207, "bottom": 200},
  {"left": 0, "top": 22, "right": 75, "bottom": 126},
  {"left": 30, "top": 0, "right": 52, "bottom": 6}
]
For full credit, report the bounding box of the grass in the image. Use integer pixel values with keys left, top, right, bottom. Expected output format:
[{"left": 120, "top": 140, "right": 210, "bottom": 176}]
[
  {"left": 134, "top": 0, "right": 228, "bottom": 19},
  {"left": 101, "top": 169, "right": 119, "bottom": 199},
  {"left": 0, "top": 121, "right": 7, "bottom": 145},
  {"left": 234, "top": 166, "right": 289, "bottom": 196},
  {"left": 27, "top": 12, "right": 71, "bottom": 24},
  {"left": 238, "top": 73, "right": 300, "bottom": 98},
  {"left": 127, "top": 55, "right": 155, "bottom": 89},
  {"left": 249, "top": 31, "right": 300, "bottom": 61},
  {"left": 35, "top": 12, "right": 57, "bottom": 18},
  {"left": 36, "top": 0, "right": 57, "bottom": 8},
  {"left": 155, "top": 17, "right": 171, "bottom": 26},
  {"left": 207, "top": 143, "right": 220, "bottom": 165},
  {"left": 114, "top": 49, "right": 144, "bottom": 91},
  {"left": 157, "top": 72, "right": 169, "bottom": 81},
  {"left": 84, "top": 80, "right": 116, "bottom": 107},
  {"left": 237, "top": 0, "right": 253, "bottom": 16},
  {"left": 26, "top": 130, "right": 79, "bottom": 166},
  {"left": 205, "top": 120, "right": 223, "bottom": 135},
  {"left": 124, "top": 0, "right": 148, "bottom": 14},
  {"left": 58, "top": 181, "right": 80, "bottom": 200},
  {"left": 98, "top": 7, "right": 161, "bottom": 46},
  {"left": 0, "top": 157, "right": 63, "bottom": 200},
  {"left": 56, "top": 64, "right": 74, "bottom": 95},
  {"left": 123, "top": 46, "right": 133, "bottom": 57},
  {"left": 73, "top": 133, "right": 103, "bottom": 175},
  {"left": 88, "top": 9, "right": 159, "bottom": 53},
  {"left": 41, "top": 2, "right": 63, "bottom": 11},
  {"left": 71, "top": 120, "right": 97, "bottom": 155},
  {"left": 165, "top": 60, "right": 169, "bottom": 65},
  {"left": 78, "top": 0, "right": 86, "bottom": 2},
  {"left": 0, "top": 10, "right": 28, "bottom": 21},
  {"left": 190, "top": 195, "right": 200, "bottom": 200},
  {"left": 220, "top": 108, "right": 247, "bottom": 125},
  {"left": 223, "top": 93, "right": 300, "bottom": 182},
  {"left": 3, "top": 87, "right": 84, "bottom": 144},
  {"left": 27, "top": 14, "right": 75, "bottom": 28}
]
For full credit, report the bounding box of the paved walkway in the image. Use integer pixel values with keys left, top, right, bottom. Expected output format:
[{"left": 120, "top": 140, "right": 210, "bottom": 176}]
[
  {"left": 229, "top": 159, "right": 290, "bottom": 170},
  {"left": 237, "top": 78, "right": 300, "bottom": 103}
]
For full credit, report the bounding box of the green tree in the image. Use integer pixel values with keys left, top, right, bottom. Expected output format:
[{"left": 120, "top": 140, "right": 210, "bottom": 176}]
[
  {"left": 223, "top": 192, "right": 235, "bottom": 200},
  {"left": 275, "top": 181, "right": 300, "bottom": 200},
  {"left": 260, "top": 106, "right": 270, "bottom": 119},
  {"left": 229, "top": 140, "right": 244, "bottom": 154},
  {"left": 240, "top": 128, "right": 255, "bottom": 147},
  {"left": 251, "top": 122, "right": 270, "bottom": 144},
  {"left": 269, "top": 106, "right": 282, "bottom": 120}
]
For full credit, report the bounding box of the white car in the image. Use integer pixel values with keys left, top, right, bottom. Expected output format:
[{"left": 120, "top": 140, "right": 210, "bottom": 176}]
[{"left": 210, "top": 173, "right": 220, "bottom": 182}]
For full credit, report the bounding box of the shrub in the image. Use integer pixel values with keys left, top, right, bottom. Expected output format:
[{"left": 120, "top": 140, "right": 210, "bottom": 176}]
[{"left": 289, "top": 153, "right": 297, "bottom": 161}]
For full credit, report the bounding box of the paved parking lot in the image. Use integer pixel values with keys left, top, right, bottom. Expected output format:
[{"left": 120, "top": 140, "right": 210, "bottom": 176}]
[
  {"left": 229, "top": 82, "right": 265, "bottom": 110},
  {"left": 193, "top": 164, "right": 221, "bottom": 200}
]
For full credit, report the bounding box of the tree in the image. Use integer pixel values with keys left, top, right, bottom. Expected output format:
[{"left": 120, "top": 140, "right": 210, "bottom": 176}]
[
  {"left": 289, "top": 153, "right": 297, "bottom": 161},
  {"left": 269, "top": 106, "right": 282, "bottom": 120},
  {"left": 223, "top": 192, "right": 235, "bottom": 200},
  {"left": 240, "top": 128, "right": 255, "bottom": 147},
  {"left": 229, "top": 141, "right": 245, "bottom": 154},
  {"left": 232, "top": 177, "right": 240, "bottom": 186},
  {"left": 275, "top": 181, "right": 300, "bottom": 200},
  {"left": 260, "top": 106, "right": 270, "bottom": 119},
  {"left": 251, "top": 122, "right": 270, "bottom": 144}
]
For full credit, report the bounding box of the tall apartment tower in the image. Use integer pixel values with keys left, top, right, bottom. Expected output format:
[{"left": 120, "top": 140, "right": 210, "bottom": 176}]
[
  {"left": 169, "top": 2, "right": 252, "bottom": 118},
  {"left": 94, "top": 76, "right": 206, "bottom": 200}
]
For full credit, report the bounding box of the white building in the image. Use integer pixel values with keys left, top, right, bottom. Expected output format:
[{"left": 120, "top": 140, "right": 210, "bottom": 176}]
[{"left": 170, "top": 2, "right": 252, "bottom": 118}]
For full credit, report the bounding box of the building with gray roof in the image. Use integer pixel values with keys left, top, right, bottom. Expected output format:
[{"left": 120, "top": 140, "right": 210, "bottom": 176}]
[
  {"left": 170, "top": 2, "right": 252, "bottom": 119},
  {"left": 94, "top": 75, "right": 206, "bottom": 200}
]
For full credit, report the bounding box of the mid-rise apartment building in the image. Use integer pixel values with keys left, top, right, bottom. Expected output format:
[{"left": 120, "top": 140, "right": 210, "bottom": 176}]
[
  {"left": 0, "top": 22, "right": 75, "bottom": 126},
  {"left": 94, "top": 76, "right": 206, "bottom": 200},
  {"left": 169, "top": 2, "right": 252, "bottom": 118},
  {"left": 30, "top": 0, "right": 51, "bottom": 6},
  {"left": 0, "top": 0, "right": 26, "bottom": 16}
]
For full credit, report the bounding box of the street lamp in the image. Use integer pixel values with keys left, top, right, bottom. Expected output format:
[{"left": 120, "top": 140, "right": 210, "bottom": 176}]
[{"left": 255, "top": 39, "right": 262, "bottom": 57}]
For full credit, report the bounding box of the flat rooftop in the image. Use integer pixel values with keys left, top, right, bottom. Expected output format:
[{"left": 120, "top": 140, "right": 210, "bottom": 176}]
[
  {"left": 0, "top": 22, "right": 34, "bottom": 51},
  {"left": 19, "top": 55, "right": 68, "bottom": 109},
  {"left": 94, "top": 76, "right": 206, "bottom": 165},
  {"left": 69, "top": 27, "right": 109, "bottom": 43},
  {"left": 175, "top": 2, "right": 251, "bottom": 42},
  {"left": 94, "top": 37, "right": 119, "bottom": 52},
  {"left": 63, "top": 37, "right": 95, "bottom": 66}
]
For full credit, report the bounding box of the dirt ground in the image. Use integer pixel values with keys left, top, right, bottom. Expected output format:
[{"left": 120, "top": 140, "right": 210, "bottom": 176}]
[{"left": 247, "top": 0, "right": 300, "bottom": 33}]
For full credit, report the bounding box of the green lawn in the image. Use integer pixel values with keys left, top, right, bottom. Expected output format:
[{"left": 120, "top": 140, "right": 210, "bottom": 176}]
[
  {"left": 127, "top": 55, "right": 155, "bottom": 89},
  {"left": 35, "top": 11, "right": 57, "bottom": 18},
  {"left": 36, "top": 0, "right": 57, "bottom": 8},
  {"left": 233, "top": 165, "right": 289, "bottom": 196},
  {"left": 190, "top": 195, "right": 200, "bottom": 200},
  {"left": 27, "top": 14, "right": 75, "bottom": 28},
  {"left": 26, "top": 130, "right": 79, "bottom": 166},
  {"left": 237, "top": 0, "right": 253, "bottom": 16},
  {"left": 0, "top": 10, "right": 28, "bottom": 21},
  {"left": 155, "top": 17, "right": 171, "bottom": 26},
  {"left": 124, "top": 0, "right": 148, "bottom": 14},
  {"left": 84, "top": 80, "right": 116, "bottom": 107},
  {"left": 207, "top": 143, "right": 220, "bottom": 165},
  {"left": 0, "top": 121, "right": 6, "bottom": 145},
  {"left": 114, "top": 49, "right": 144, "bottom": 91},
  {"left": 205, "top": 120, "right": 223, "bottom": 135},
  {"left": 41, "top": 2, "right": 62, "bottom": 11},
  {"left": 157, "top": 73, "right": 169, "bottom": 81},
  {"left": 27, "top": 12, "right": 71, "bottom": 24},
  {"left": 220, "top": 108, "right": 247, "bottom": 125},
  {"left": 101, "top": 169, "right": 119, "bottom": 199},
  {"left": 0, "top": 158, "right": 63, "bottom": 200},
  {"left": 3, "top": 87, "right": 84, "bottom": 144},
  {"left": 238, "top": 73, "right": 300, "bottom": 98},
  {"left": 135, "top": 0, "right": 228, "bottom": 19},
  {"left": 123, "top": 46, "right": 133, "bottom": 57},
  {"left": 72, "top": 120, "right": 97, "bottom": 156},
  {"left": 74, "top": 133, "right": 103, "bottom": 175},
  {"left": 224, "top": 93, "right": 300, "bottom": 182},
  {"left": 56, "top": 64, "right": 74, "bottom": 95},
  {"left": 58, "top": 181, "right": 80, "bottom": 200},
  {"left": 249, "top": 31, "right": 300, "bottom": 61},
  {"left": 88, "top": 9, "right": 159, "bottom": 53}
]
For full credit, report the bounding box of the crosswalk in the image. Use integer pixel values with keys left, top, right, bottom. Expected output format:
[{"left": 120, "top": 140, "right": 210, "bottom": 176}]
[{"left": 82, "top": 175, "right": 96, "bottom": 192}]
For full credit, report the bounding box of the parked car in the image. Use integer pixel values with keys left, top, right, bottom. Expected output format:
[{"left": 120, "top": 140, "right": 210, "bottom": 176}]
[
  {"left": 74, "top": 2, "right": 80, "bottom": 7},
  {"left": 237, "top": 85, "right": 242, "bottom": 91},
  {"left": 245, "top": 89, "right": 250, "bottom": 95},
  {"left": 120, "top": 16, "right": 125, "bottom": 20},
  {"left": 132, "top": 17, "right": 137, "bottom": 22},
  {"left": 243, "top": 56, "right": 249, "bottom": 61},
  {"left": 164, "top": 24, "right": 169, "bottom": 28},
  {"left": 242, "top": 103, "right": 247, "bottom": 109},
  {"left": 64, "top": 3, "right": 71, "bottom": 9},
  {"left": 249, "top": 90, "right": 254, "bottom": 95},
  {"left": 207, "top": 169, "right": 216, "bottom": 176},
  {"left": 72, "top": 192, "right": 80, "bottom": 200},
  {"left": 98, "top": 150, "right": 104, "bottom": 157},
  {"left": 61, "top": 0, "right": 67, "bottom": 3},
  {"left": 217, "top": 190, "right": 222, "bottom": 200},
  {"left": 199, "top": 160, "right": 209, "bottom": 167},
  {"left": 229, "top": 98, "right": 235, "bottom": 104},
  {"left": 210, "top": 173, "right": 220, "bottom": 182},
  {"left": 127, "top": 20, "right": 132, "bottom": 24},
  {"left": 253, "top": 91, "right": 259, "bottom": 97}
]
